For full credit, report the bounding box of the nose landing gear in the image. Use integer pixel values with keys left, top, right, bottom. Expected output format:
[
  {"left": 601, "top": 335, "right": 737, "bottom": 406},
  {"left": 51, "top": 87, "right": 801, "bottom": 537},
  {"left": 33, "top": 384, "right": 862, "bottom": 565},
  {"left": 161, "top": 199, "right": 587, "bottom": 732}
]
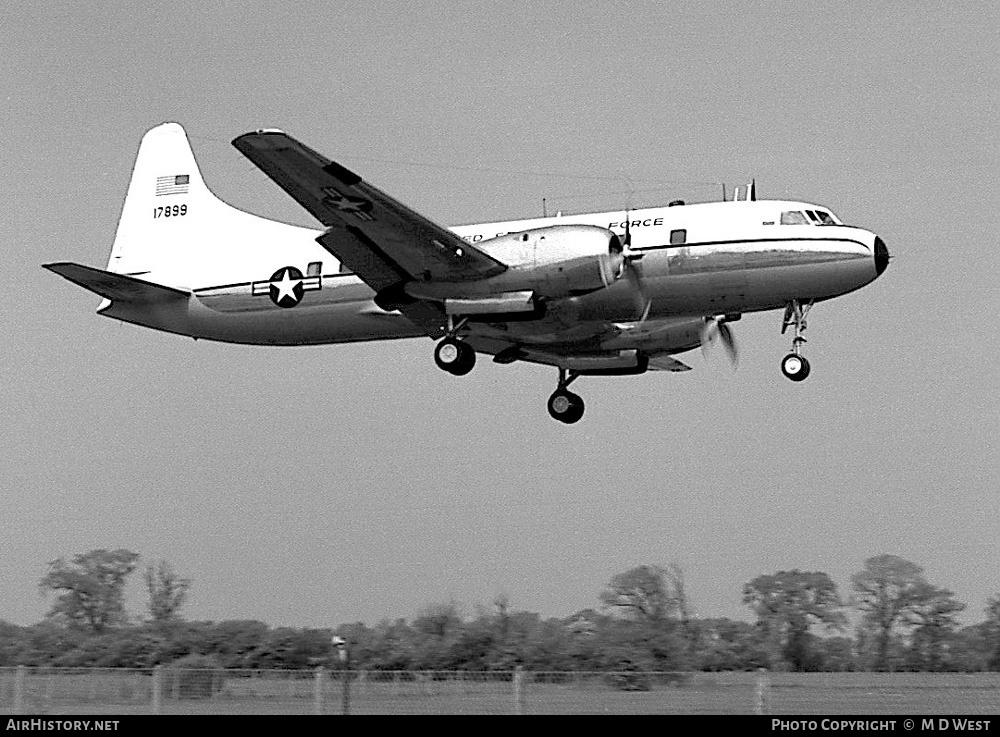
[
  {"left": 781, "top": 352, "right": 811, "bottom": 381},
  {"left": 781, "top": 299, "right": 813, "bottom": 382}
]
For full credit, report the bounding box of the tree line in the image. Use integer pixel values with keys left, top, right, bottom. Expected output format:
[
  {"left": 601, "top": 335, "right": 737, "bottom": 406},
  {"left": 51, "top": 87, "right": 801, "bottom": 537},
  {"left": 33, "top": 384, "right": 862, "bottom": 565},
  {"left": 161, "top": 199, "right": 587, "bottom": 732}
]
[{"left": 2, "top": 549, "right": 999, "bottom": 672}]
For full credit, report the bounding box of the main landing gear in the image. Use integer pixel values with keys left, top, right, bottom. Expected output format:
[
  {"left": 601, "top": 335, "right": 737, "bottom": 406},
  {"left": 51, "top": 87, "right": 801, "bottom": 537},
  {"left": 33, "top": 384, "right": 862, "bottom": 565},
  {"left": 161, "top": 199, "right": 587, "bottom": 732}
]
[
  {"left": 433, "top": 317, "right": 476, "bottom": 375},
  {"left": 780, "top": 299, "right": 813, "bottom": 382},
  {"left": 548, "top": 369, "right": 585, "bottom": 424},
  {"left": 433, "top": 320, "right": 586, "bottom": 423},
  {"left": 434, "top": 336, "right": 476, "bottom": 375}
]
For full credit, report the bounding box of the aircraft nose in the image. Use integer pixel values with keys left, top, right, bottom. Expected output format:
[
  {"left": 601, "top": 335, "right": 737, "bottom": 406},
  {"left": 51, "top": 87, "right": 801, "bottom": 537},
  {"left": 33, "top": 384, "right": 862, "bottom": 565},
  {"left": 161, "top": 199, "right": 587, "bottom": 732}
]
[{"left": 874, "top": 236, "right": 889, "bottom": 276}]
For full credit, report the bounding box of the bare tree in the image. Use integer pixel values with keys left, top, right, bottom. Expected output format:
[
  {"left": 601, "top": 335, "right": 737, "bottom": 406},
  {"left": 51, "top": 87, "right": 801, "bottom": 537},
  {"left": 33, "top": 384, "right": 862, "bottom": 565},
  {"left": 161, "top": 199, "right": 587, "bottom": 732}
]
[
  {"left": 39, "top": 549, "right": 140, "bottom": 633},
  {"left": 145, "top": 560, "right": 192, "bottom": 625}
]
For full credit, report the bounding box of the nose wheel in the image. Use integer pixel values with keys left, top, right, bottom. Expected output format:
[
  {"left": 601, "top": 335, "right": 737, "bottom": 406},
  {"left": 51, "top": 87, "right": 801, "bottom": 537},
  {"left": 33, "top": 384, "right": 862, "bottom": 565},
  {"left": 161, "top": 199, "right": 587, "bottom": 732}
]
[
  {"left": 781, "top": 353, "right": 811, "bottom": 381},
  {"left": 780, "top": 299, "right": 814, "bottom": 382},
  {"left": 547, "top": 368, "right": 585, "bottom": 424}
]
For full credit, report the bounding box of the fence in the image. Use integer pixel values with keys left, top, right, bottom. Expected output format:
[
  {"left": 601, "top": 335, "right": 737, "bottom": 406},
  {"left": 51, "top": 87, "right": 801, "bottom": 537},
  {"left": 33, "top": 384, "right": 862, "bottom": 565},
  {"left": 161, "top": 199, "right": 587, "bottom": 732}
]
[{"left": 1, "top": 667, "right": 998, "bottom": 715}]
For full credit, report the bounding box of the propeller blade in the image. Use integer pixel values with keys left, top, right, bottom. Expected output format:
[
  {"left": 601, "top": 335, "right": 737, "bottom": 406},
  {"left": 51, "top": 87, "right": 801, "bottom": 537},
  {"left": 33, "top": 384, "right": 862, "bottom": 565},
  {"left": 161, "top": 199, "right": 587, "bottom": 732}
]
[
  {"left": 701, "top": 316, "right": 739, "bottom": 366},
  {"left": 621, "top": 261, "right": 651, "bottom": 322},
  {"left": 639, "top": 295, "right": 652, "bottom": 324},
  {"left": 700, "top": 321, "right": 714, "bottom": 359},
  {"left": 615, "top": 208, "right": 651, "bottom": 321},
  {"left": 718, "top": 321, "right": 739, "bottom": 365}
]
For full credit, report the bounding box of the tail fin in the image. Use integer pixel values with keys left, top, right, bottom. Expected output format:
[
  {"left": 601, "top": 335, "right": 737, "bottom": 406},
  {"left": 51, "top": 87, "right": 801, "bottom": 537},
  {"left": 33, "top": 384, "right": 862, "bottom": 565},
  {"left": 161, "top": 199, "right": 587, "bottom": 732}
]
[
  {"left": 104, "top": 123, "right": 321, "bottom": 290},
  {"left": 106, "top": 123, "right": 224, "bottom": 285}
]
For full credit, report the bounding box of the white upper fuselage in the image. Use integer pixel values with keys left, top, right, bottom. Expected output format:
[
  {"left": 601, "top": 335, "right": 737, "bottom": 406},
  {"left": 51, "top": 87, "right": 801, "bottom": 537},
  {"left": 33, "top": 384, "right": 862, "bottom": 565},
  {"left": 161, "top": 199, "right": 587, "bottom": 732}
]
[{"left": 160, "top": 198, "right": 881, "bottom": 349}]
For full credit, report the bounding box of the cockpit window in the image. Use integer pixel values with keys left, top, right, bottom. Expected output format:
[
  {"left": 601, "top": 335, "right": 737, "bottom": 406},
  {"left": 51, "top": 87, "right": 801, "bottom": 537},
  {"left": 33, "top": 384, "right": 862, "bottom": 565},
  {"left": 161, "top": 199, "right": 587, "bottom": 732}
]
[
  {"left": 780, "top": 210, "right": 809, "bottom": 225},
  {"left": 780, "top": 208, "right": 841, "bottom": 226}
]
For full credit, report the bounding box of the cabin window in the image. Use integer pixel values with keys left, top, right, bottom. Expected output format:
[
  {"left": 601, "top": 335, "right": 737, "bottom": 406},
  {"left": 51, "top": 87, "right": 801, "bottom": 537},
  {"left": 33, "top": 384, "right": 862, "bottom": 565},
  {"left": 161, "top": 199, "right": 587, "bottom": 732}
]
[
  {"left": 307, "top": 261, "right": 322, "bottom": 276},
  {"left": 338, "top": 262, "right": 353, "bottom": 274},
  {"left": 669, "top": 229, "right": 687, "bottom": 245},
  {"left": 780, "top": 210, "right": 808, "bottom": 225}
]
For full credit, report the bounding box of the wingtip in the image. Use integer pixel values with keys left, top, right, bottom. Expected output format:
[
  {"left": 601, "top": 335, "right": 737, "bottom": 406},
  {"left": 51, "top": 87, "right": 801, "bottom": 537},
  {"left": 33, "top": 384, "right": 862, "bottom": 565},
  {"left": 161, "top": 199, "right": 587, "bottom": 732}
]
[
  {"left": 232, "top": 128, "right": 287, "bottom": 145},
  {"left": 42, "top": 261, "right": 74, "bottom": 274}
]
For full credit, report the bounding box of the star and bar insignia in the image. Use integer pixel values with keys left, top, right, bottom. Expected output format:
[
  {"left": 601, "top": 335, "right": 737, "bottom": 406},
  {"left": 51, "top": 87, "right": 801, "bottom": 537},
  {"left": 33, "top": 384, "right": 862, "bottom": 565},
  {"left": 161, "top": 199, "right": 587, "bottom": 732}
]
[
  {"left": 321, "top": 187, "right": 375, "bottom": 221},
  {"left": 251, "top": 266, "right": 322, "bottom": 308}
]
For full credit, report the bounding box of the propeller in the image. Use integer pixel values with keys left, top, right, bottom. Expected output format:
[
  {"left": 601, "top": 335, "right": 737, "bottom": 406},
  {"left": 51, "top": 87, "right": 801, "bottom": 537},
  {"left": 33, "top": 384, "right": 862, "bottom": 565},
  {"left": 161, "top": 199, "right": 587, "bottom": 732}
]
[
  {"left": 701, "top": 315, "right": 739, "bottom": 366},
  {"left": 616, "top": 211, "right": 652, "bottom": 322}
]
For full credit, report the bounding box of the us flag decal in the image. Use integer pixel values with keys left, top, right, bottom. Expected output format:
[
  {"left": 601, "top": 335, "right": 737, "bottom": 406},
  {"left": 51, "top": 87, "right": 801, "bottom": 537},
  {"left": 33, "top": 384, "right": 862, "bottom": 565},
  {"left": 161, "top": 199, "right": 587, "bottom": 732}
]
[{"left": 155, "top": 174, "right": 190, "bottom": 196}]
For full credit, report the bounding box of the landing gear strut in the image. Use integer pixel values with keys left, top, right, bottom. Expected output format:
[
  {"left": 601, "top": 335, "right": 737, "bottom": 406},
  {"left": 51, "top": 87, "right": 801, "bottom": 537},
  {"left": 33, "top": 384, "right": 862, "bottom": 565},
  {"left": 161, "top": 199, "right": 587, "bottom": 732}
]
[
  {"left": 780, "top": 299, "right": 813, "bottom": 382},
  {"left": 434, "top": 317, "right": 475, "bottom": 375},
  {"left": 547, "top": 369, "right": 585, "bottom": 424}
]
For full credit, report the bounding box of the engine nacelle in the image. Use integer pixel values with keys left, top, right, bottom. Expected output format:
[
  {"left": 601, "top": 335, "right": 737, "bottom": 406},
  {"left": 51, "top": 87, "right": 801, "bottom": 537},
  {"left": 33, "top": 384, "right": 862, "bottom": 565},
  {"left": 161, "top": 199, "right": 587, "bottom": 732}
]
[
  {"left": 404, "top": 224, "right": 626, "bottom": 307},
  {"left": 477, "top": 224, "right": 625, "bottom": 299}
]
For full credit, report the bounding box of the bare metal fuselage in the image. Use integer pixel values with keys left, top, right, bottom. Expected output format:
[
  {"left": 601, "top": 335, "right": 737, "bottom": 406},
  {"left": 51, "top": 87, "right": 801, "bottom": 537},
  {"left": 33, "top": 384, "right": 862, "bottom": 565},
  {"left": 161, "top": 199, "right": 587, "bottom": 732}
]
[{"left": 104, "top": 201, "right": 882, "bottom": 359}]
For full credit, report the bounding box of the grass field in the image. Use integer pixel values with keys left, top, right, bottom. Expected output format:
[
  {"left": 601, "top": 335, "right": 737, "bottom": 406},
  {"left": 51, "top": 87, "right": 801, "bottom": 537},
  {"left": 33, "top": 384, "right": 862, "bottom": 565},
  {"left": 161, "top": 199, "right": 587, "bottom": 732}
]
[{"left": 2, "top": 669, "right": 998, "bottom": 715}]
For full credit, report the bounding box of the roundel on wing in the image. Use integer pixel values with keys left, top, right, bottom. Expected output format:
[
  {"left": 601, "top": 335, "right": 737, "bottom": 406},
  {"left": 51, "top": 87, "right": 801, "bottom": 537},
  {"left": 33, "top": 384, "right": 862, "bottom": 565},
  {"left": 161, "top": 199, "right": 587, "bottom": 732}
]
[{"left": 269, "top": 266, "right": 305, "bottom": 308}]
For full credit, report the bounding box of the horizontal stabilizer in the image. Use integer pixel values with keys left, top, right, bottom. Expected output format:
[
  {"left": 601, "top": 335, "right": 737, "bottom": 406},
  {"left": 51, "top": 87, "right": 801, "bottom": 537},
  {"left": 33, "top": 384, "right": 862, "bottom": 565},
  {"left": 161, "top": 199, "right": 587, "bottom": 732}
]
[{"left": 43, "top": 262, "right": 189, "bottom": 304}]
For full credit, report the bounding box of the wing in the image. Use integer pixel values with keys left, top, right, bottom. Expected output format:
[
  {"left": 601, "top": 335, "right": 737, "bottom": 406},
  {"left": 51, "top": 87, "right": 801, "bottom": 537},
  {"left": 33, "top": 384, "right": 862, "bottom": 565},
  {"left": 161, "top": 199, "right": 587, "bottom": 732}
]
[{"left": 232, "top": 130, "right": 507, "bottom": 337}]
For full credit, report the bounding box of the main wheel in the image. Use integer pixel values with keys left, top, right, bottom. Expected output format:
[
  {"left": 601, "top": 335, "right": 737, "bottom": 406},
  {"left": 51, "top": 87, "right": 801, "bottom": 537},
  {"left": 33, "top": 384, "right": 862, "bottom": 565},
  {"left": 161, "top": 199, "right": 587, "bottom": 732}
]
[
  {"left": 434, "top": 338, "right": 476, "bottom": 375},
  {"left": 547, "top": 390, "right": 585, "bottom": 424},
  {"left": 781, "top": 353, "right": 811, "bottom": 382}
]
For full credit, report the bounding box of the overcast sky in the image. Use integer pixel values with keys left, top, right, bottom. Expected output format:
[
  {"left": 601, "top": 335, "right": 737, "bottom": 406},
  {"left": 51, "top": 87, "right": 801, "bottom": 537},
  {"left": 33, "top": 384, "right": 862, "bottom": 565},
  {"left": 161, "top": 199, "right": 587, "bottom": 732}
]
[{"left": 2, "top": 1, "right": 997, "bottom": 630}]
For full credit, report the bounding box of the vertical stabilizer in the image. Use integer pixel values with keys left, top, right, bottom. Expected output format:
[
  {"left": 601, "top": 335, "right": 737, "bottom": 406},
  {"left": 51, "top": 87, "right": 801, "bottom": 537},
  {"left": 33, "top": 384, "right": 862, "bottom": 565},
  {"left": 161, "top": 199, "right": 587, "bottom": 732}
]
[
  {"left": 107, "top": 123, "right": 222, "bottom": 283},
  {"left": 105, "top": 123, "right": 323, "bottom": 290}
]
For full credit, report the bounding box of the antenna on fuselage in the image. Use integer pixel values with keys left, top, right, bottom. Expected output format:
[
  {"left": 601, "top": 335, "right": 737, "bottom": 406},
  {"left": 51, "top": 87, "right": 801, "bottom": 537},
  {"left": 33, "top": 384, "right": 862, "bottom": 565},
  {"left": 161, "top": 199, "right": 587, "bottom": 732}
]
[
  {"left": 731, "top": 181, "right": 757, "bottom": 202},
  {"left": 542, "top": 197, "right": 547, "bottom": 218}
]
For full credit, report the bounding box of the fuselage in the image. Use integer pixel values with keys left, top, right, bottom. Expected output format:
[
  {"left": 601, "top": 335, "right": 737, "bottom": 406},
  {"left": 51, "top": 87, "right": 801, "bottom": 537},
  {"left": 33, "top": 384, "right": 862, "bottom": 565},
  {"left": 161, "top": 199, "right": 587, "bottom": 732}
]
[
  {"left": 112, "top": 198, "right": 885, "bottom": 349},
  {"left": 47, "top": 121, "right": 892, "bottom": 424}
]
